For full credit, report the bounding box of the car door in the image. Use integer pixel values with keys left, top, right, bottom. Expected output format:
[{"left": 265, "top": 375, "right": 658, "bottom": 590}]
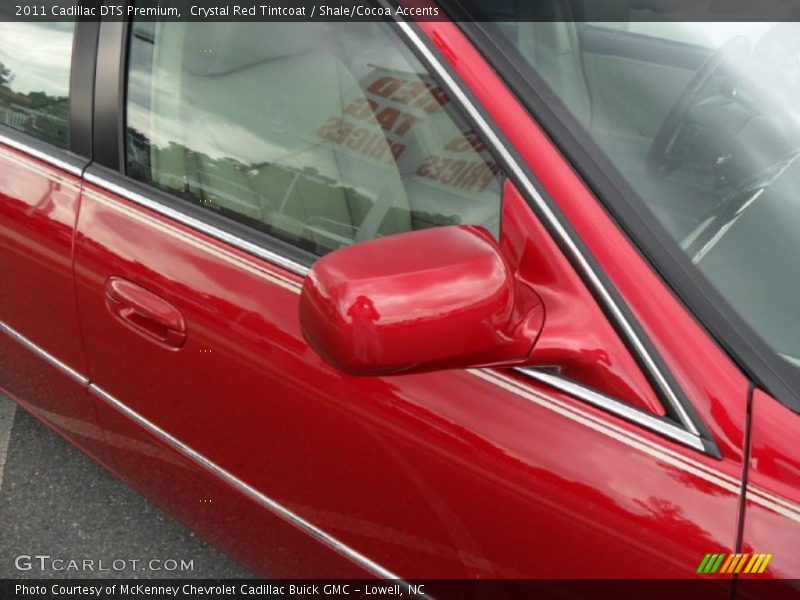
[
  {"left": 73, "top": 13, "right": 747, "bottom": 581},
  {"left": 0, "top": 20, "right": 107, "bottom": 458}
]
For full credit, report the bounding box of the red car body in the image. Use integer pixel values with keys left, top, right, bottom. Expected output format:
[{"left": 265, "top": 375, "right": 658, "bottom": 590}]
[{"left": 0, "top": 10, "right": 798, "bottom": 587}]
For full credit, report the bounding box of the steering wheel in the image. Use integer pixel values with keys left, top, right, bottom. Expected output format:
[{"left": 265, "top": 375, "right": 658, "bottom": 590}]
[{"left": 646, "top": 36, "right": 751, "bottom": 178}]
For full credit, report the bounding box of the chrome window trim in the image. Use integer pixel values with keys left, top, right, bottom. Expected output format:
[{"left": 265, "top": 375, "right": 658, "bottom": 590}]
[
  {"left": 390, "top": 20, "right": 699, "bottom": 437},
  {"left": 52, "top": 179, "right": 712, "bottom": 452},
  {"left": 0, "top": 20, "right": 713, "bottom": 449},
  {"left": 0, "top": 320, "right": 89, "bottom": 386},
  {"left": 0, "top": 130, "right": 83, "bottom": 178},
  {"left": 514, "top": 367, "right": 705, "bottom": 451},
  {"left": 83, "top": 173, "right": 310, "bottom": 277}
]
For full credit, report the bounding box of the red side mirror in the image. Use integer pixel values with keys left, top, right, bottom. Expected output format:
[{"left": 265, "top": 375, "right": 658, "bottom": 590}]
[{"left": 299, "top": 226, "right": 544, "bottom": 375}]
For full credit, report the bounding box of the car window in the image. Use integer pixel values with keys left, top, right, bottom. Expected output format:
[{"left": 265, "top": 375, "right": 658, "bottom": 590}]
[
  {"left": 0, "top": 22, "right": 75, "bottom": 148},
  {"left": 126, "top": 21, "right": 504, "bottom": 256},
  {"left": 474, "top": 7, "right": 800, "bottom": 377}
]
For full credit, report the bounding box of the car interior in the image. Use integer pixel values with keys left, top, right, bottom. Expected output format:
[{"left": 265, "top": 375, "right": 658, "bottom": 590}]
[
  {"left": 492, "top": 2, "right": 800, "bottom": 243},
  {"left": 483, "top": 0, "right": 800, "bottom": 364},
  {"left": 126, "top": 19, "right": 503, "bottom": 256}
]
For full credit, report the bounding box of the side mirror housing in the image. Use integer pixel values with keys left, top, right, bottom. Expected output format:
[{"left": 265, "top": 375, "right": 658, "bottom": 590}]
[{"left": 299, "top": 226, "right": 544, "bottom": 375}]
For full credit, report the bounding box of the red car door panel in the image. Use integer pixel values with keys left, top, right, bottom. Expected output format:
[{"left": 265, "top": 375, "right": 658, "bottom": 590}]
[
  {"left": 0, "top": 143, "right": 105, "bottom": 457},
  {"left": 74, "top": 175, "right": 742, "bottom": 579},
  {"left": 88, "top": 380, "right": 372, "bottom": 578},
  {"left": 739, "top": 389, "right": 800, "bottom": 583}
]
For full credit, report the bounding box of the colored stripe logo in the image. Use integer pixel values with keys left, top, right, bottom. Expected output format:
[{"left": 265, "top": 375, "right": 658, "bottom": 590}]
[{"left": 697, "top": 553, "right": 772, "bottom": 574}]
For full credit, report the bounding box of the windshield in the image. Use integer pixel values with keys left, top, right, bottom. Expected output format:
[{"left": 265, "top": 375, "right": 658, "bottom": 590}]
[{"left": 476, "top": 13, "right": 800, "bottom": 376}]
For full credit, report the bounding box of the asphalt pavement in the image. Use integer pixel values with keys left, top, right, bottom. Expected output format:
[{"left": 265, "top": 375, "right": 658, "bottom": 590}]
[{"left": 0, "top": 393, "right": 252, "bottom": 579}]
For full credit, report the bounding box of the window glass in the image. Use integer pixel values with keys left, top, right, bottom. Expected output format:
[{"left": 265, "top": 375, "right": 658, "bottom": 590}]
[
  {"left": 0, "top": 22, "right": 74, "bottom": 148},
  {"left": 126, "top": 21, "right": 504, "bottom": 256},
  {"left": 477, "top": 6, "right": 800, "bottom": 373}
]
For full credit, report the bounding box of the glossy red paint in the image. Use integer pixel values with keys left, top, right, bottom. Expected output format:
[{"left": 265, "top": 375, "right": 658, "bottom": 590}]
[
  {"left": 105, "top": 277, "right": 187, "bottom": 350},
  {"left": 415, "top": 17, "right": 750, "bottom": 464},
  {"left": 300, "top": 225, "right": 543, "bottom": 374},
  {"left": 65, "top": 177, "right": 743, "bottom": 580},
  {"left": 0, "top": 148, "right": 85, "bottom": 370},
  {"left": 502, "top": 181, "right": 665, "bottom": 415},
  {"left": 0, "top": 7, "right": 796, "bottom": 584},
  {"left": 0, "top": 146, "right": 106, "bottom": 460},
  {"left": 739, "top": 389, "right": 800, "bottom": 581},
  {"left": 86, "top": 385, "right": 373, "bottom": 579},
  {"left": 416, "top": 16, "right": 799, "bottom": 581}
]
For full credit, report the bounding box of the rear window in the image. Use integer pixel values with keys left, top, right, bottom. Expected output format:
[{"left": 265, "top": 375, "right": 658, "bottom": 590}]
[{"left": 0, "top": 22, "right": 75, "bottom": 148}]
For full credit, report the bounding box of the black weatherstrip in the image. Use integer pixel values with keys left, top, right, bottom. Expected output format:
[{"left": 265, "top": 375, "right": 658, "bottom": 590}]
[
  {"left": 83, "top": 162, "right": 321, "bottom": 271},
  {"left": 730, "top": 382, "right": 755, "bottom": 600},
  {"left": 445, "top": 9, "right": 800, "bottom": 417},
  {"left": 93, "top": 1, "right": 131, "bottom": 171},
  {"left": 735, "top": 382, "right": 755, "bottom": 554},
  {"left": 68, "top": 13, "right": 100, "bottom": 159}
]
